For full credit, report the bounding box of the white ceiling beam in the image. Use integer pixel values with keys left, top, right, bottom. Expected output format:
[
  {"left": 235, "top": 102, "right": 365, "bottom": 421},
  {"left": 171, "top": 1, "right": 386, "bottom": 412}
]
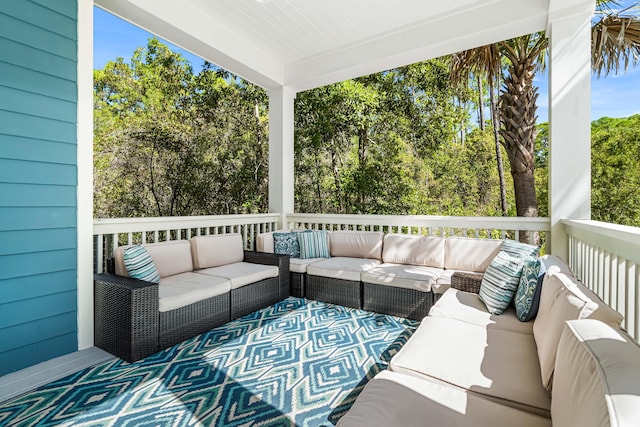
[
  {"left": 285, "top": 0, "right": 549, "bottom": 92},
  {"left": 95, "top": 0, "right": 285, "bottom": 89}
]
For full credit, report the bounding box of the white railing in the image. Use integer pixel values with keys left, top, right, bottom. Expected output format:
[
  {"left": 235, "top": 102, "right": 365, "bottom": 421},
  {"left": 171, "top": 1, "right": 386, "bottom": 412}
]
[
  {"left": 93, "top": 213, "right": 281, "bottom": 273},
  {"left": 286, "top": 213, "right": 550, "bottom": 242},
  {"left": 564, "top": 219, "right": 640, "bottom": 341}
]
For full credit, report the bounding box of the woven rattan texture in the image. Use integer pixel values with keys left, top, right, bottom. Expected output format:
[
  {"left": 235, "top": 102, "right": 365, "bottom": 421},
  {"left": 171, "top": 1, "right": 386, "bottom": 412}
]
[
  {"left": 94, "top": 273, "right": 159, "bottom": 362},
  {"left": 231, "top": 277, "right": 280, "bottom": 319},
  {"left": 451, "top": 271, "right": 484, "bottom": 294},
  {"left": 305, "top": 276, "right": 361, "bottom": 309},
  {"left": 362, "top": 282, "right": 434, "bottom": 320},
  {"left": 290, "top": 272, "right": 304, "bottom": 298}
]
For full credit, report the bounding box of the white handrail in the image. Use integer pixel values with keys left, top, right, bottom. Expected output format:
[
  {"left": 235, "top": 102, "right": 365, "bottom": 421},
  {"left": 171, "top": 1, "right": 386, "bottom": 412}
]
[{"left": 563, "top": 219, "right": 640, "bottom": 341}]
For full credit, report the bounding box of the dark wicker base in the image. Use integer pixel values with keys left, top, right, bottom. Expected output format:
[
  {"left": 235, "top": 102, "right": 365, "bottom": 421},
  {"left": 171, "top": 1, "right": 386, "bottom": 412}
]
[
  {"left": 159, "top": 293, "right": 230, "bottom": 349},
  {"left": 362, "top": 282, "right": 434, "bottom": 320},
  {"left": 291, "top": 272, "right": 304, "bottom": 298},
  {"left": 94, "top": 273, "right": 159, "bottom": 362},
  {"left": 451, "top": 271, "right": 484, "bottom": 294},
  {"left": 305, "top": 275, "right": 361, "bottom": 309},
  {"left": 231, "top": 277, "right": 281, "bottom": 319}
]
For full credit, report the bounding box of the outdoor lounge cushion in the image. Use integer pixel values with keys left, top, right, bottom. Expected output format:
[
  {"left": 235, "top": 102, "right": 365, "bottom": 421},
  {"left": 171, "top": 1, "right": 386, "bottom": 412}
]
[
  {"left": 329, "top": 231, "right": 383, "bottom": 260},
  {"left": 196, "top": 262, "right": 279, "bottom": 289},
  {"left": 390, "top": 316, "right": 551, "bottom": 415},
  {"left": 361, "top": 264, "right": 441, "bottom": 292},
  {"left": 533, "top": 270, "right": 624, "bottom": 391},
  {"left": 190, "top": 234, "right": 244, "bottom": 269},
  {"left": 444, "top": 237, "right": 503, "bottom": 272},
  {"left": 289, "top": 257, "right": 326, "bottom": 273},
  {"left": 158, "top": 272, "right": 231, "bottom": 312},
  {"left": 115, "top": 240, "right": 193, "bottom": 279},
  {"left": 306, "top": 257, "right": 381, "bottom": 282},
  {"left": 337, "top": 370, "right": 551, "bottom": 427},
  {"left": 429, "top": 288, "right": 533, "bottom": 335},
  {"left": 552, "top": 319, "right": 640, "bottom": 427},
  {"left": 381, "top": 234, "right": 445, "bottom": 268}
]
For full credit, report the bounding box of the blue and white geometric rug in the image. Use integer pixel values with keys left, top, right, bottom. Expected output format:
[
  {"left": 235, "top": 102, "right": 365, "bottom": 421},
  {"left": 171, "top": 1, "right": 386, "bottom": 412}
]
[{"left": 0, "top": 298, "right": 418, "bottom": 426}]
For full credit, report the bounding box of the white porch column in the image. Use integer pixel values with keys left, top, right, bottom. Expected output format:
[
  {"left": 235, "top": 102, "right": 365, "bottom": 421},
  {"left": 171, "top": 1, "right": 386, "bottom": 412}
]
[
  {"left": 268, "top": 86, "right": 296, "bottom": 228},
  {"left": 548, "top": 10, "right": 593, "bottom": 259}
]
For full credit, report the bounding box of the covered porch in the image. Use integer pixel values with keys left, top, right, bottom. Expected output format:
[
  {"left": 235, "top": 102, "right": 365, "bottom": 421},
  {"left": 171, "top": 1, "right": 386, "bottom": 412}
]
[{"left": 2, "top": 0, "right": 639, "bottom": 416}]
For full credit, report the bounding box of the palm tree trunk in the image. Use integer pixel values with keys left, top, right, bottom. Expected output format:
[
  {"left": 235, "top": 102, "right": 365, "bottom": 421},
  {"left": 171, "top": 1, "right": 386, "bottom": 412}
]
[
  {"left": 489, "top": 76, "right": 508, "bottom": 216},
  {"left": 477, "top": 74, "right": 485, "bottom": 131}
]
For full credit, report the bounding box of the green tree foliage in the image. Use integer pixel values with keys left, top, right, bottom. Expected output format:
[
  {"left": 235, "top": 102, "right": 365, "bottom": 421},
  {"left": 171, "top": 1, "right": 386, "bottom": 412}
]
[
  {"left": 591, "top": 115, "right": 640, "bottom": 226},
  {"left": 94, "top": 39, "right": 268, "bottom": 217}
]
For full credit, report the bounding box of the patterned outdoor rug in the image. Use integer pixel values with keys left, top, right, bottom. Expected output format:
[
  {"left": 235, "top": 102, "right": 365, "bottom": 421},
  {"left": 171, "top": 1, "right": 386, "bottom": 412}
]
[{"left": 0, "top": 298, "right": 418, "bottom": 426}]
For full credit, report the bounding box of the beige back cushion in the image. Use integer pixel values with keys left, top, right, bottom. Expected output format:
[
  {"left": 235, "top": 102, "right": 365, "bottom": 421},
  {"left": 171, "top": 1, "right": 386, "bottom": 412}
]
[
  {"left": 115, "top": 240, "right": 193, "bottom": 278},
  {"left": 190, "top": 234, "right": 244, "bottom": 269},
  {"left": 533, "top": 272, "right": 624, "bottom": 391},
  {"left": 382, "top": 234, "right": 445, "bottom": 268},
  {"left": 444, "top": 237, "right": 503, "bottom": 272},
  {"left": 552, "top": 319, "right": 640, "bottom": 427},
  {"left": 330, "top": 231, "right": 383, "bottom": 260}
]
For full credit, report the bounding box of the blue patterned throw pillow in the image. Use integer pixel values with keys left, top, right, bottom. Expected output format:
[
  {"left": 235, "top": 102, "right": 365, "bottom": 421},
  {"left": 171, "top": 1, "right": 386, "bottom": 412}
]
[
  {"left": 298, "top": 230, "right": 330, "bottom": 259},
  {"left": 501, "top": 239, "right": 540, "bottom": 259},
  {"left": 478, "top": 251, "right": 526, "bottom": 315},
  {"left": 123, "top": 245, "right": 160, "bottom": 283},
  {"left": 273, "top": 232, "right": 300, "bottom": 258},
  {"left": 514, "top": 257, "right": 546, "bottom": 321}
]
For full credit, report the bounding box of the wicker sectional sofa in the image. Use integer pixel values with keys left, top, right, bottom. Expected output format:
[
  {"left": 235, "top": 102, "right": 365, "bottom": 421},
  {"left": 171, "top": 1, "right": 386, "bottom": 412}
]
[
  {"left": 257, "top": 230, "right": 503, "bottom": 319},
  {"left": 338, "top": 255, "right": 640, "bottom": 427},
  {"left": 94, "top": 234, "right": 289, "bottom": 362}
]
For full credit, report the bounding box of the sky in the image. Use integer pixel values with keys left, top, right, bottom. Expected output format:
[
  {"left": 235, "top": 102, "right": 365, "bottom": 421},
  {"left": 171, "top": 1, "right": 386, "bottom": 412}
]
[{"left": 94, "top": 5, "right": 640, "bottom": 123}]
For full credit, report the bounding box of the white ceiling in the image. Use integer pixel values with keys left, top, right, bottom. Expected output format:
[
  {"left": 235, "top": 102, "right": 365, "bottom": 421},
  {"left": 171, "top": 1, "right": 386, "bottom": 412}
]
[{"left": 96, "top": 0, "right": 595, "bottom": 93}]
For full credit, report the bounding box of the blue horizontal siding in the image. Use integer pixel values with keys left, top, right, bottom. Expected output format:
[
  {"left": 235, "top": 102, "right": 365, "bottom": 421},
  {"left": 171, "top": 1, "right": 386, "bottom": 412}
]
[
  {"left": 0, "top": 183, "right": 76, "bottom": 207},
  {"left": 0, "top": 249, "right": 77, "bottom": 281},
  {"left": 0, "top": 207, "right": 76, "bottom": 231},
  {"left": 0, "top": 134, "right": 76, "bottom": 165},
  {"left": 0, "top": 270, "right": 76, "bottom": 304},
  {"left": 0, "top": 109, "right": 76, "bottom": 143},
  {"left": 0, "top": 228, "right": 76, "bottom": 256},
  {"left": 0, "top": 85, "right": 76, "bottom": 123},
  {"left": 0, "top": 0, "right": 78, "bottom": 376},
  {"left": 0, "top": 2, "right": 76, "bottom": 39},
  {"left": 0, "top": 333, "right": 77, "bottom": 375},
  {"left": 0, "top": 311, "right": 77, "bottom": 353},
  {"left": 0, "top": 61, "right": 76, "bottom": 102},
  {"left": 0, "top": 159, "right": 77, "bottom": 186}
]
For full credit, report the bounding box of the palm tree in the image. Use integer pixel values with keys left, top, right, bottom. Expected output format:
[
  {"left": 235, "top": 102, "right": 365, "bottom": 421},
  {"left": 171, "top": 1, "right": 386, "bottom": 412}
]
[{"left": 450, "top": 0, "right": 640, "bottom": 244}]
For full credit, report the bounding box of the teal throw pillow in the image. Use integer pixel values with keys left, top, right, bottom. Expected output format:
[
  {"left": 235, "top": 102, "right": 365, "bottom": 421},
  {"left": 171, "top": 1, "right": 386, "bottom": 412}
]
[
  {"left": 273, "top": 232, "right": 300, "bottom": 258},
  {"left": 123, "top": 245, "right": 160, "bottom": 283},
  {"left": 298, "top": 230, "right": 330, "bottom": 259},
  {"left": 501, "top": 239, "right": 540, "bottom": 259},
  {"left": 478, "top": 251, "right": 526, "bottom": 315},
  {"left": 514, "top": 257, "right": 546, "bottom": 322}
]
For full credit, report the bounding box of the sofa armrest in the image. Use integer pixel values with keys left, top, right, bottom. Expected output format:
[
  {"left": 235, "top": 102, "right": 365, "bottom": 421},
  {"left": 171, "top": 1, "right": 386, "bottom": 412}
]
[
  {"left": 244, "top": 251, "right": 290, "bottom": 299},
  {"left": 451, "top": 272, "right": 484, "bottom": 294},
  {"left": 94, "top": 273, "right": 159, "bottom": 362}
]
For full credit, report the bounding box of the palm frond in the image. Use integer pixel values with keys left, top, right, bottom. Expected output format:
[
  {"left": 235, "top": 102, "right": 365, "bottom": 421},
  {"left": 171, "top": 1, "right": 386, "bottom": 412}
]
[{"left": 592, "top": 13, "right": 640, "bottom": 76}]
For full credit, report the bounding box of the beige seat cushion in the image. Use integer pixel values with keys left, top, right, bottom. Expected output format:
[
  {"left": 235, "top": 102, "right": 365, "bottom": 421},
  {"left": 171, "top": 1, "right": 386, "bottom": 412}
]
[
  {"left": 382, "top": 234, "right": 445, "bottom": 268},
  {"left": 329, "top": 231, "right": 383, "bottom": 260},
  {"left": 115, "top": 240, "right": 193, "bottom": 278},
  {"left": 306, "top": 257, "right": 381, "bottom": 282},
  {"left": 533, "top": 272, "right": 624, "bottom": 391},
  {"left": 159, "top": 272, "right": 230, "bottom": 312},
  {"left": 337, "top": 370, "right": 551, "bottom": 427},
  {"left": 196, "top": 262, "right": 279, "bottom": 289},
  {"left": 552, "top": 319, "right": 640, "bottom": 427},
  {"left": 190, "top": 234, "right": 244, "bottom": 269},
  {"left": 390, "top": 316, "right": 551, "bottom": 415},
  {"left": 290, "top": 257, "right": 325, "bottom": 273},
  {"left": 430, "top": 288, "right": 533, "bottom": 335},
  {"left": 445, "top": 237, "right": 503, "bottom": 272},
  {"left": 361, "top": 263, "right": 442, "bottom": 292}
]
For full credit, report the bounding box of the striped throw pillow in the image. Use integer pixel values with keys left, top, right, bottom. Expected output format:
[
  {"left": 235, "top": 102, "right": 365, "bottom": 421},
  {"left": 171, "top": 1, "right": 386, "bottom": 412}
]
[
  {"left": 297, "top": 230, "right": 329, "bottom": 259},
  {"left": 479, "top": 251, "right": 525, "bottom": 315},
  {"left": 123, "top": 245, "right": 161, "bottom": 283},
  {"left": 501, "top": 239, "right": 540, "bottom": 259}
]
